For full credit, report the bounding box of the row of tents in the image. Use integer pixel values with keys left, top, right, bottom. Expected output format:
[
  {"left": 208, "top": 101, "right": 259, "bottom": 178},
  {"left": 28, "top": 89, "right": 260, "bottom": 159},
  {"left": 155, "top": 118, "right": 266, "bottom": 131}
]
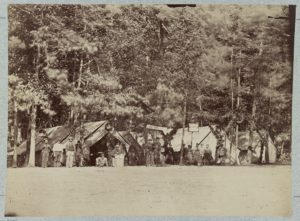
[
  {"left": 7, "top": 120, "right": 278, "bottom": 167},
  {"left": 7, "top": 121, "right": 141, "bottom": 167},
  {"left": 145, "top": 124, "right": 277, "bottom": 164}
]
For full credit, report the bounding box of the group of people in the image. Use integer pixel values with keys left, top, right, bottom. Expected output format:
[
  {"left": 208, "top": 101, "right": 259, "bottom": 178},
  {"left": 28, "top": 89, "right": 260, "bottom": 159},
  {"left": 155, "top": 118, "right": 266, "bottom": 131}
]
[
  {"left": 183, "top": 144, "right": 213, "bottom": 166},
  {"left": 41, "top": 136, "right": 128, "bottom": 168},
  {"left": 142, "top": 138, "right": 165, "bottom": 166},
  {"left": 181, "top": 142, "right": 227, "bottom": 166},
  {"left": 41, "top": 136, "right": 91, "bottom": 168},
  {"left": 139, "top": 138, "right": 228, "bottom": 167},
  {"left": 40, "top": 135, "right": 228, "bottom": 168},
  {"left": 96, "top": 144, "right": 126, "bottom": 167}
]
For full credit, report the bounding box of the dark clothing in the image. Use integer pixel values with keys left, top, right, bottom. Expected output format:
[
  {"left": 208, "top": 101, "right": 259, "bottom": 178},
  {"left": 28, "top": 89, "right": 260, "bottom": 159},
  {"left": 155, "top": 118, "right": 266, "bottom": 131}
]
[
  {"left": 238, "top": 149, "right": 249, "bottom": 165},
  {"left": 216, "top": 146, "right": 227, "bottom": 165},
  {"left": 75, "top": 152, "right": 82, "bottom": 167},
  {"left": 154, "top": 148, "right": 161, "bottom": 166},
  {"left": 165, "top": 147, "right": 175, "bottom": 164},
  {"left": 193, "top": 149, "right": 202, "bottom": 166},
  {"left": 128, "top": 150, "right": 137, "bottom": 166},
  {"left": 185, "top": 148, "right": 193, "bottom": 165},
  {"left": 137, "top": 149, "right": 145, "bottom": 165},
  {"left": 153, "top": 142, "right": 162, "bottom": 166},
  {"left": 203, "top": 148, "right": 213, "bottom": 165},
  {"left": 75, "top": 143, "right": 82, "bottom": 167}
]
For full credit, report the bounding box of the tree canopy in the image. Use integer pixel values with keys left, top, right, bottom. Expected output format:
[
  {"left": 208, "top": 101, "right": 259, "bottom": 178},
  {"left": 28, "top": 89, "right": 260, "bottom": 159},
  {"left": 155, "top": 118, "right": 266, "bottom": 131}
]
[{"left": 8, "top": 4, "right": 293, "bottom": 149}]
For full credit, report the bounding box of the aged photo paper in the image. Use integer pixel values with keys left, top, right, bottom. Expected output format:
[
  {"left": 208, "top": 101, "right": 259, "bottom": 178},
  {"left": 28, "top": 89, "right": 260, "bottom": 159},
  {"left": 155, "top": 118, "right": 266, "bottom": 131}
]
[{"left": 3, "top": 3, "right": 295, "bottom": 217}]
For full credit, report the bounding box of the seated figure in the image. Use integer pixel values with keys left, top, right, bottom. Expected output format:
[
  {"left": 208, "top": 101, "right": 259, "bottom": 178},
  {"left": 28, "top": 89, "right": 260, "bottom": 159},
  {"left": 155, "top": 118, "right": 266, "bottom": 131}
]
[{"left": 96, "top": 152, "right": 108, "bottom": 167}]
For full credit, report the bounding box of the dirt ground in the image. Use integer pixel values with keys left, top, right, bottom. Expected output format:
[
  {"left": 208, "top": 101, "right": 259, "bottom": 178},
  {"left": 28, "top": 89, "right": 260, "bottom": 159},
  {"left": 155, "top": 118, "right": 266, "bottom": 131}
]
[{"left": 4, "top": 165, "right": 291, "bottom": 217}]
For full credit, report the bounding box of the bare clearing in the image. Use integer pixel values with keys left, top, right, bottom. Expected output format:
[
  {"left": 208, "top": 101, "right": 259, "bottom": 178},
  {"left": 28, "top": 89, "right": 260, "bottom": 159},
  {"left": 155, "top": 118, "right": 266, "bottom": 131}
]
[{"left": 5, "top": 166, "right": 291, "bottom": 217}]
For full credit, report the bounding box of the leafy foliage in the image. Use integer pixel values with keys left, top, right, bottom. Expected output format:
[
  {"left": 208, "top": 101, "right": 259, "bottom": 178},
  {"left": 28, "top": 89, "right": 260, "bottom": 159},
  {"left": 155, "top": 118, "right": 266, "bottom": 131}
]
[{"left": 8, "top": 4, "right": 293, "bottom": 145}]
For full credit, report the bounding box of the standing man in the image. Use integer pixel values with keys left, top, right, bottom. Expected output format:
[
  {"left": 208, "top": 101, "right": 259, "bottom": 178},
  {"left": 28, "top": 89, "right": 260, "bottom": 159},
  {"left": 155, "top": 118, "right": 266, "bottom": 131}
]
[
  {"left": 203, "top": 144, "right": 213, "bottom": 165},
  {"left": 165, "top": 143, "right": 174, "bottom": 165},
  {"left": 193, "top": 144, "right": 202, "bottom": 166},
  {"left": 41, "top": 138, "right": 51, "bottom": 168},
  {"left": 186, "top": 145, "right": 193, "bottom": 165},
  {"left": 65, "top": 136, "right": 75, "bottom": 168},
  {"left": 75, "top": 140, "right": 83, "bottom": 167}
]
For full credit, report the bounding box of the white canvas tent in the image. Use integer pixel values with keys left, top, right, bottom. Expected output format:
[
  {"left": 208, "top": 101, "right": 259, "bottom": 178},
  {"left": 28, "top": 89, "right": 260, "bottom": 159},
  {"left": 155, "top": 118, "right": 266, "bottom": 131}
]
[
  {"left": 237, "top": 131, "right": 277, "bottom": 164},
  {"left": 170, "top": 126, "right": 235, "bottom": 160}
]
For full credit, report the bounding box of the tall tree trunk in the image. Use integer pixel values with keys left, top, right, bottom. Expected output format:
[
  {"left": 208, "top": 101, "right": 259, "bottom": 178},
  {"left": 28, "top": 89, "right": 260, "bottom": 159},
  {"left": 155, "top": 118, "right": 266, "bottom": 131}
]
[
  {"left": 266, "top": 75, "right": 272, "bottom": 163},
  {"left": 78, "top": 56, "right": 83, "bottom": 89},
  {"left": 198, "top": 95, "right": 203, "bottom": 127},
  {"left": 229, "top": 48, "right": 234, "bottom": 157},
  {"left": 230, "top": 48, "right": 234, "bottom": 111},
  {"left": 159, "top": 21, "right": 164, "bottom": 56},
  {"left": 249, "top": 79, "right": 256, "bottom": 148},
  {"left": 235, "top": 50, "right": 241, "bottom": 164},
  {"left": 25, "top": 117, "right": 31, "bottom": 166},
  {"left": 12, "top": 90, "right": 18, "bottom": 168},
  {"left": 180, "top": 92, "right": 187, "bottom": 165},
  {"left": 28, "top": 43, "right": 40, "bottom": 167},
  {"left": 28, "top": 104, "right": 37, "bottom": 167},
  {"left": 250, "top": 41, "right": 262, "bottom": 148},
  {"left": 74, "top": 56, "right": 84, "bottom": 126}
]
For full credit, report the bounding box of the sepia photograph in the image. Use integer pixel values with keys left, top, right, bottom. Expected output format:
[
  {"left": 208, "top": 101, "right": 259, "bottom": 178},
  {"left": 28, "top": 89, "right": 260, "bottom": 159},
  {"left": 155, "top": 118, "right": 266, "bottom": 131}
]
[{"left": 4, "top": 4, "right": 294, "bottom": 217}]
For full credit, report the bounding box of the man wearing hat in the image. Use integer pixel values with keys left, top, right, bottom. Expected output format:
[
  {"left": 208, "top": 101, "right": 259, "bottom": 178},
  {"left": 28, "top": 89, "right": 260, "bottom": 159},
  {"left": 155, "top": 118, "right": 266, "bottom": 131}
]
[
  {"left": 96, "top": 152, "right": 108, "bottom": 167},
  {"left": 65, "top": 136, "right": 75, "bottom": 168}
]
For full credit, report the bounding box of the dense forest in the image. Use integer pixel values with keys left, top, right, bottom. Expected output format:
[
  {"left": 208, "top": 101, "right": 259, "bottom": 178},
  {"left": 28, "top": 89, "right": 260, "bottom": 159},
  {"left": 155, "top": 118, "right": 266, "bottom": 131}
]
[{"left": 8, "top": 5, "right": 293, "bottom": 166}]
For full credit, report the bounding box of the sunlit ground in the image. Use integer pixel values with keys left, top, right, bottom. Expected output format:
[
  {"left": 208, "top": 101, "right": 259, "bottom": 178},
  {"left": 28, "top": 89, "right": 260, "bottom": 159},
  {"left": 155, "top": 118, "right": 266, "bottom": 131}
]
[{"left": 5, "top": 165, "right": 291, "bottom": 217}]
